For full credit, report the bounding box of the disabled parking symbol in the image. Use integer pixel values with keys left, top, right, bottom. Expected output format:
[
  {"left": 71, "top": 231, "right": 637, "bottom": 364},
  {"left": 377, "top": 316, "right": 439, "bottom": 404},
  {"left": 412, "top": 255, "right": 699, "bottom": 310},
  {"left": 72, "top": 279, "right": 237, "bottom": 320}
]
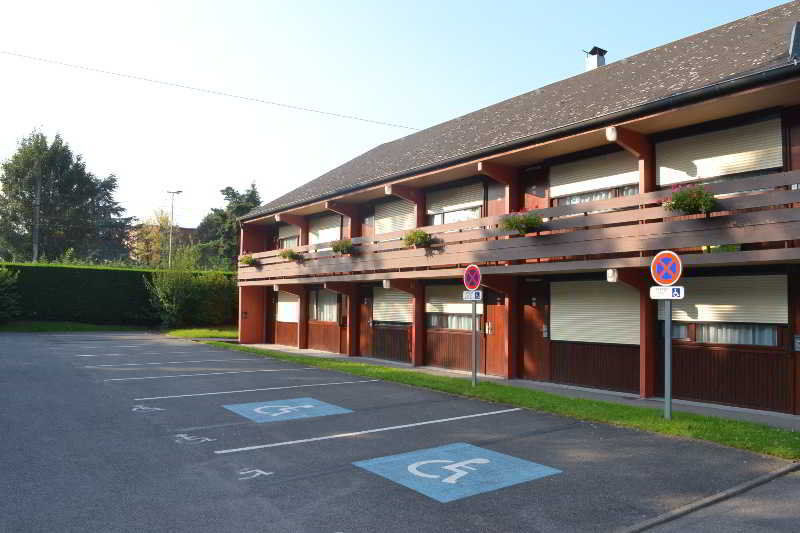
[
  {"left": 223, "top": 397, "right": 352, "bottom": 423},
  {"left": 354, "top": 443, "right": 561, "bottom": 503}
]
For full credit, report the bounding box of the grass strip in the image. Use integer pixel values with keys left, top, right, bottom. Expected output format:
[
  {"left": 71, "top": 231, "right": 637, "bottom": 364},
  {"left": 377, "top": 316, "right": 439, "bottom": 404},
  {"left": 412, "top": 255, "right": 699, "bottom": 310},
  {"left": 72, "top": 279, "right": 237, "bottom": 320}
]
[
  {"left": 205, "top": 341, "right": 800, "bottom": 460},
  {"left": 166, "top": 327, "right": 237, "bottom": 339},
  {"left": 0, "top": 321, "right": 147, "bottom": 333}
]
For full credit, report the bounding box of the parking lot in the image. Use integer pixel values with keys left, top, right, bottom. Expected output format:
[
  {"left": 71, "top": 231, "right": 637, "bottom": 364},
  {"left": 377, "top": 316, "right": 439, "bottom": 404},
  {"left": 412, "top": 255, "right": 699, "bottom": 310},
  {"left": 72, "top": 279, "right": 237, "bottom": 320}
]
[{"left": 0, "top": 332, "right": 794, "bottom": 532}]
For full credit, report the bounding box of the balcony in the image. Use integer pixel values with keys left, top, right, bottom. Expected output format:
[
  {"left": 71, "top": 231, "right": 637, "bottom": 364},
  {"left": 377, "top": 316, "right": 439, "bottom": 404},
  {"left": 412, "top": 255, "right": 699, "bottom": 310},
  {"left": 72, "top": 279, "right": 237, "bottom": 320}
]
[{"left": 239, "top": 169, "right": 800, "bottom": 285}]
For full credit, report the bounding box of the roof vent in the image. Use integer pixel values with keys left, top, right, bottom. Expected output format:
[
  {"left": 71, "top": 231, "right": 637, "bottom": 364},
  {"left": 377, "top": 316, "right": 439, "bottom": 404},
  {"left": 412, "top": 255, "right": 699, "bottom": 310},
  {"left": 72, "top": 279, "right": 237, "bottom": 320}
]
[
  {"left": 584, "top": 46, "right": 607, "bottom": 71},
  {"left": 790, "top": 22, "right": 800, "bottom": 63}
]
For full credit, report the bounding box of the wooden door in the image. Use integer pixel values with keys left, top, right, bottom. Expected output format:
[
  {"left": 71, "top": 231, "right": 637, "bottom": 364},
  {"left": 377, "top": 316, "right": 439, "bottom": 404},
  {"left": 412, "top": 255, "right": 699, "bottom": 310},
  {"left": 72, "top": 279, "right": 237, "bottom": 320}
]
[
  {"left": 521, "top": 283, "right": 550, "bottom": 380},
  {"left": 359, "top": 287, "right": 373, "bottom": 357},
  {"left": 484, "top": 290, "right": 506, "bottom": 376}
]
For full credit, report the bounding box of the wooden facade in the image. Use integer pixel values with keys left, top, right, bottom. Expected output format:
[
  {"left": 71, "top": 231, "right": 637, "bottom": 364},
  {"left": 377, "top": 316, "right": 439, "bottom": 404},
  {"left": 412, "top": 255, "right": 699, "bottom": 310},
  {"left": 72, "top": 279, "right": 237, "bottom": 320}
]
[
  {"left": 236, "top": 72, "right": 800, "bottom": 416},
  {"left": 307, "top": 321, "right": 341, "bottom": 353},
  {"left": 426, "top": 329, "right": 486, "bottom": 373},
  {"left": 551, "top": 342, "right": 640, "bottom": 394},
  {"left": 274, "top": 321, "right": 298, "bottom": 347}
]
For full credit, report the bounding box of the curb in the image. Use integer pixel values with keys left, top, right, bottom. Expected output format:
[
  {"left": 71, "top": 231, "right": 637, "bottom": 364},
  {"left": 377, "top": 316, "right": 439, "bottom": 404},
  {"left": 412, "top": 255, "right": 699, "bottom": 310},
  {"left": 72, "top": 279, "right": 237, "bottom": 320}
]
[{"left": 616, "top": 462, "right": 800, "bottom": 532}]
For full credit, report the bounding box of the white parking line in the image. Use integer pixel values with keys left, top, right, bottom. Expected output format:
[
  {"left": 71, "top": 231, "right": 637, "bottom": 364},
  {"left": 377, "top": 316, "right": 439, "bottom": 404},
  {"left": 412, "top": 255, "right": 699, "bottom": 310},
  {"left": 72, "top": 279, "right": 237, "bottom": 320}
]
[
  {"left": 104, "top": 368, "right": 316, "bottom": 381},
  {"left": 76, "top": 354, "right": 123, "bottom": 357},
  {"left": 213, "top": 408, "right": 524, "bottom": 455},
  {"left": 86, "top": 359, "right": 253, "bottom": 367},
  {"left": 133, "top": 379, "right": 381, "bottom": 401}
]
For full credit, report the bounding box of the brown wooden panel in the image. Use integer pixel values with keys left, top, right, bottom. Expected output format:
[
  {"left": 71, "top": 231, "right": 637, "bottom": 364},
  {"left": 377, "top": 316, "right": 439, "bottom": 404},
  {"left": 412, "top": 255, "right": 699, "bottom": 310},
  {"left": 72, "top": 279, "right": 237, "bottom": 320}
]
[
  {"left": 551, "top": 342, "right": 639, "bottom": 393},
  {"left": 275, "top": 321, "right": 298, "bottom": 347},
  {"left": 657, "top": 344, "right": 795, "bottom": 413},
  {"left": 426, "top": 330, "right": 485, "bottom": 372},
  {"left": 243, "top": 209, "right": 800, "bottom": 279},
  {"left": 371, "top": 325, "right": 411, "bottom": 363},
  {"left": 308, "top": 321, "right": 341, "bottom": 353},
  {"left": 521, "top": 283, "right": 551, "bottom": 380}
]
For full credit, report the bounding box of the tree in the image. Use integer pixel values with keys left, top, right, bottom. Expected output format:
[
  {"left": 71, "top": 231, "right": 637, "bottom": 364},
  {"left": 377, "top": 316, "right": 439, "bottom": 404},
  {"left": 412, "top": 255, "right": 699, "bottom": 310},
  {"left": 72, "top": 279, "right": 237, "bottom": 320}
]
[
  {"left": 194, "top": 183, "right": 260, "bottom": 269},
  {"left": 0, "top": 131, "right": 134, "bottom": 262},
  {"left": 130, "top": 209, "right": 171, "bottom": 266}
]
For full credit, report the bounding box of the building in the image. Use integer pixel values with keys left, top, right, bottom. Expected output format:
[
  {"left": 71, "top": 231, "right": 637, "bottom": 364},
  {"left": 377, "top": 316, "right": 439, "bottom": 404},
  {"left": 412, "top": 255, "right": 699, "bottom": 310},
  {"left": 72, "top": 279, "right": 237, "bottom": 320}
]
[{"left": 238, "top": 3, "right": 800, "bottom": 415}]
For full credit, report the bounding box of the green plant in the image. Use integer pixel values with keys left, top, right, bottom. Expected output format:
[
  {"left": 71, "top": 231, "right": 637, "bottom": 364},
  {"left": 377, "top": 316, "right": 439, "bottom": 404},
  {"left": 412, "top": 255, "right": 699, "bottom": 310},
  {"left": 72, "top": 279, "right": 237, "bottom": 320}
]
[
  {"left": 664, "top": 185, "right": 717, "bottom": 215},
  {"left": 403, "top": 229, "right": 433, "bottom": 248},
  {"left": 0, "top": 262, "right": 162, "bottom": 325},
  {"left": 278, "top": 249, "right": 303, "bottom": 261},
  {"left": 702, "top": 244, "right": 741, "bottom": 254},
  {"left": 0, "top": 267, "right": 20, "bottom": 324},
  {"left": 501, "top": 211, "right": 543, "bottom": 235},
  {"left": 166, "top": 326, "right": 238, "bottom": 339},
  {"left": 239, "top": 254, "right": 258, "bottom": 266},
  {"left": 331, "top": 239, "right": 355, "bottom": 255}
]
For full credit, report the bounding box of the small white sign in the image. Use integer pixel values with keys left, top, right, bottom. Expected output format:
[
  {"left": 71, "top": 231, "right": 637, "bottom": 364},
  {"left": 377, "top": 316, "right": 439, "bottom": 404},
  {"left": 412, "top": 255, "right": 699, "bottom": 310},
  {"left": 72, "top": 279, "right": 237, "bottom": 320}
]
[
  {"left": 649, "top": 286, "right": 685, "bottom": 300},
  {"left": 462, "top": 290, "right": 482, "bottom": 301}
]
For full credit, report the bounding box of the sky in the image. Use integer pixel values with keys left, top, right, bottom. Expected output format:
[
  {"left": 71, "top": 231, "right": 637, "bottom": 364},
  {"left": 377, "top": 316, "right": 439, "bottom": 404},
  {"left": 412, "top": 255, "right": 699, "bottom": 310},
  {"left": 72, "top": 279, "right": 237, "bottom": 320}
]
[{"left": 0, "top": 0, "right": 789, "bottom": 228}]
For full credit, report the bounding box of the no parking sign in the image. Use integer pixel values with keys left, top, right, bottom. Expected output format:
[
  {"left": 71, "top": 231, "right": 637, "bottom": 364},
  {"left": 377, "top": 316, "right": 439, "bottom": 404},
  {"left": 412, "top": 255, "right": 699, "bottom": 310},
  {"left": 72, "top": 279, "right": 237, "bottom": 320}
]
[
  {"left": 650, "top": 250, "right": 683, "bottom": 421},
  {"left": 650, "top": 250, "right": 682, "bottom": 286}
]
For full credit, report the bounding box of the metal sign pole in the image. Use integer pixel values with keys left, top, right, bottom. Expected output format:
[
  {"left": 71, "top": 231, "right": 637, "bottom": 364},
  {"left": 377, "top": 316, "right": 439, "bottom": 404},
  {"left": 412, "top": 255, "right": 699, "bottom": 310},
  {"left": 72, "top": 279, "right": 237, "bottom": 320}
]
[
  {"left": 471, "top": 300, "right": 477, "bottom": 386},
  {"left": 664, "top": 299, "right": 672, "bottom": 420}
]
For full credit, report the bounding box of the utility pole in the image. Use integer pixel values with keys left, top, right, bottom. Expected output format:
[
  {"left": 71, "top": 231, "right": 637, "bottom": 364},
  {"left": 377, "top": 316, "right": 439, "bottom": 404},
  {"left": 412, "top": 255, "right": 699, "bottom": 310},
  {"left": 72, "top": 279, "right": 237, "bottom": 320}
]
[
  {"left": 167, "top": 190, "right": 183, "bottom": 268},
  {"left": 31, "top": 165, "right": 42, "bottom": 262}
]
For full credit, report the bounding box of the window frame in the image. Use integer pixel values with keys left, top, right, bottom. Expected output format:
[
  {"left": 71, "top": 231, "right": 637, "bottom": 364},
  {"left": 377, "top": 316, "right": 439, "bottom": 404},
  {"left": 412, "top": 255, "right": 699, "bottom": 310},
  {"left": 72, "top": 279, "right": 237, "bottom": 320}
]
[
  {"left": 427, "top": 205, "right": 483, "bottom": 227},
  {"left": 552, "top": 184, "right": 640, "bottom": 207},
  {"left": 278, "top": 236, "right": 299, "bottom": 249},
  {"left": 308, "top": 288, "right": 340, "bottom": 324},
  {"left": 663, "top": 321, "right": 786, "bottom": 350}
]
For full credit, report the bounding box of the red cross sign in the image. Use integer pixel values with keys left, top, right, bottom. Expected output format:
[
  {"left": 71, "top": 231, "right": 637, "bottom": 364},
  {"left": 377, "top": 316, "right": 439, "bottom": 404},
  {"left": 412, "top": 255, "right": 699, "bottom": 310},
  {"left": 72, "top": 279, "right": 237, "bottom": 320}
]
[
  {"left": 651, "top": 251, "right": 682, "bottom": 286},
  {"left": 463, "top": 264, "right": 481, "bottom": 290}
]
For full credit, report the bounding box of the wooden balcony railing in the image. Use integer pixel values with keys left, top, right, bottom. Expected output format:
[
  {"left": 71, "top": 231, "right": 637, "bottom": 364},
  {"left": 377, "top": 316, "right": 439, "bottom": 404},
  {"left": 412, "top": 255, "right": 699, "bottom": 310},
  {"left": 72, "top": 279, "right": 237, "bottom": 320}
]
[{"left": 239, "top": 169, "right": 800, "bottom": 284}]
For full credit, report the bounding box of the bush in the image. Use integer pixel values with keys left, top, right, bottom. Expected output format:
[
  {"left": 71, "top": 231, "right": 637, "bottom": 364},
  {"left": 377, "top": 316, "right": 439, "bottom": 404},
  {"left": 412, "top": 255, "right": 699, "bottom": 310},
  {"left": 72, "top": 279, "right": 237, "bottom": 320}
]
[
  {"left": 0, "top": 267, "right": 20, "bottom": 324},
  {"left": 144, "top": 254, "right": 236, "bottom": 328},
  {"left": 404, "top": 229, "right": 433, "bottom": 248},
  {"left": 1, "top": 263, "right": 160, "bottom": 325},
  {"left": 0, "top": 262, "right": 236, "bottom": 327},
  {"left": 239, "top": 254, "right": 258, "bottom": 266},
  {"left": 664, "top": 185, "right": 716, "bottom": 215},
  {"left": 331, "top": 239, "right": 355, "bottom": 255},
  {"left": 279, "top": 249, "right": 302, "bottom": 261},
  {"left": 501, "top": 211, "right": 543, "bottom": 235}
]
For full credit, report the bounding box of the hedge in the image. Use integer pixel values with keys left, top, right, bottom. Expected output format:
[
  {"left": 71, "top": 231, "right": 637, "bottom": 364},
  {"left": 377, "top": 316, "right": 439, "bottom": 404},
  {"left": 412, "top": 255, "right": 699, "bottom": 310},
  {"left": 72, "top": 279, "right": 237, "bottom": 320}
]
[{"left": 0, "top": 263, "right": 236, "bottom": 327}]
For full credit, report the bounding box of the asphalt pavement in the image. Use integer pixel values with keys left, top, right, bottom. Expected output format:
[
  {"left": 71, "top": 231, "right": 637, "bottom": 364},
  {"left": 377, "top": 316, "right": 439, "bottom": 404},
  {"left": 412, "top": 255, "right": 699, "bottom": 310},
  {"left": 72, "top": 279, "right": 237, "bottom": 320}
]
[{"left": 0, "top": 332, "right": 796, "bottom": 532}]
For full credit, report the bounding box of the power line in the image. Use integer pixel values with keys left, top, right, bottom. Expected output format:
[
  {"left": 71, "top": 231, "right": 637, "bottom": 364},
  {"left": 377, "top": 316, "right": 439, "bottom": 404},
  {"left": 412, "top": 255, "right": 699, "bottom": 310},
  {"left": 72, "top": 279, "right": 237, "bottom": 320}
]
[{"left": 0, "top": 49, "right": 421, "bottom": 131}]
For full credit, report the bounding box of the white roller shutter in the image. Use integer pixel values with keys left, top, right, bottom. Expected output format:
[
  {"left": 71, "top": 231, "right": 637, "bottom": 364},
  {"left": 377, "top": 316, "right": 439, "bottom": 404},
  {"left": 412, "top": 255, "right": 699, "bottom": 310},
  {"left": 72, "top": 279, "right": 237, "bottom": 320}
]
[
  {"left": 278, "top": 224, "right": 299, "bottom": 240},
  {"left": 372, "top": 287, "right": 413, "bottom": 323},
  {"left": 426, "top": 285, "right": 483, "bottom": 315},
  {"left": 374, "top": 198, "right": 416, "bottom": 235},
  {"left": 658, "top": 275, "right": 787, "bottom": 324},
  {"left": 551, "top": 281, "right": 639, "bottom": 345},
  {"left": 276, "top": 291, "right": 299, "bottom": 323},
  {"left": 426, "top": 182, "right": 483, "bottom": 214},
  {"left": 656, "top": 118, "right": 783, "bottom": 186},
  {"left": 550, "top": 150, "right": 639, "bottom": 198},
  {"left": 309, "top": 214, "right": 341, "bottom": 245}
]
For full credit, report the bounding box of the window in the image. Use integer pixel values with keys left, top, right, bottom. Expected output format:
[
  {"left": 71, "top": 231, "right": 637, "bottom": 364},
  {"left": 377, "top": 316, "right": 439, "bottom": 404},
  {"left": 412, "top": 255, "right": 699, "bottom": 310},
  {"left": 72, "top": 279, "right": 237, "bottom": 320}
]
[
  {"left": 662, "top": 322, "right": 689, "bottom": 339},
  {"left": 553, "top": 185, "right": 639, "bottom": 207},
  {"left": 663, "top": 321, "right": 779, "bottom": 346},
  {"left": 428, "top": 206, "right": 482, "bottom": 226},
  {"left": 695, "top": 323, "right": 778, "bottom": 346},
  {"left": 308, "top": 289, "right": 338, "bottom": 322},
  {"left": 426, "top": 313, "right": 477, "bottom": 331},
  {"left": 279, "top": 236, "right": 299, "bottom": 249}
]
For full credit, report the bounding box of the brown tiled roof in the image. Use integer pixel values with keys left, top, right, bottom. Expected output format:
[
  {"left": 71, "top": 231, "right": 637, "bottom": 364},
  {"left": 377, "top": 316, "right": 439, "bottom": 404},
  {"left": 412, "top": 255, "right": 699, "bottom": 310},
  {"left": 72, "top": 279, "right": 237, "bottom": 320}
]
[{"left": 246, "top": 1, "right": 800, "bottom": 220}]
